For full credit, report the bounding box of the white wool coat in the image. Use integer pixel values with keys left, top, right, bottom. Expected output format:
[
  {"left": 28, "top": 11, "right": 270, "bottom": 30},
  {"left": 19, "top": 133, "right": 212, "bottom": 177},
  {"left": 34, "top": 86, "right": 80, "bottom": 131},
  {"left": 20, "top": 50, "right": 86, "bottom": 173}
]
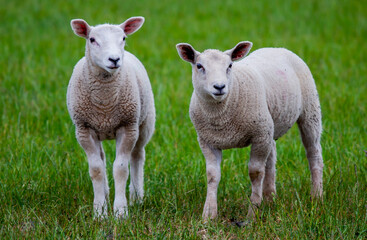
[
  {"left": 67, "top": 51, "right": 155, "bottom": 141},
  {"left": 189, "top": 48, "right": 320, "bottom": 149}
]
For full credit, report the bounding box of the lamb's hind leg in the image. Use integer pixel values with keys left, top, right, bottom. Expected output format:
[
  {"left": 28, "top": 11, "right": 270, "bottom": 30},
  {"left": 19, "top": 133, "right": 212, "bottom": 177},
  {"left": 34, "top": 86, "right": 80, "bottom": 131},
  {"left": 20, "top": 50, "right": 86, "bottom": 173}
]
[
  {"left": 297, "top": 108, "right": 323, "bottom": 198},
  {"left": 114, "top": 126, "right": 139, "bottom": 218},
  {"left": 129, "top": 114, "right": 155, "bottom": 204},
  {"left": 99, "top": 143, "right": 109, "bottom": 201},
  {"left": 129, "top": 147, "right": 145, "bottom": 203},
  {"left": 263, "top": 140, "right": 277, "bottom": 201}
]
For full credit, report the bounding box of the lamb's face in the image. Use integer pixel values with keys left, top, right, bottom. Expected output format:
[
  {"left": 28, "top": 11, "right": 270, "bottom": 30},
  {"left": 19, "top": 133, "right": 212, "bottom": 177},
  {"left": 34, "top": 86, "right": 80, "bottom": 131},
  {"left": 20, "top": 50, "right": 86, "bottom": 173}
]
[
  {"left": 71, "top": 17, "right": 145, "bottom": 74},
  {"left": 194, "top": 50, "right": 233, "bottom": 101},
  {"left": 176, "top": 41, "right": 253, "bottom": 102},
  {"left": 88, "top": 25, "right": 126, "bottom": 74}
]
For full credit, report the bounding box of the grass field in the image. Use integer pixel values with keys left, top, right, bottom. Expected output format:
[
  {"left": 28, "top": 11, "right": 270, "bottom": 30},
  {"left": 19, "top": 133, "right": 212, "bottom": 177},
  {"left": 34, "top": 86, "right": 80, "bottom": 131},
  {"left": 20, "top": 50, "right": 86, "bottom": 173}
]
[{"left": 1, "top": 0, "right": 366, "bottom": 238}]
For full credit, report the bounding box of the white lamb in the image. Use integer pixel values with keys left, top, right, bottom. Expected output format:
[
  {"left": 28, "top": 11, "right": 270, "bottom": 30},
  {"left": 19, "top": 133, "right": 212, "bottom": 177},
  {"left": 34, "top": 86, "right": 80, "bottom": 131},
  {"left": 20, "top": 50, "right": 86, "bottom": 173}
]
[
  {"left": 176, "top": 41, "right": 323, "bottom": 222},
  {"left": 67, "top": 17, "right": 155, "bottom": 218}
]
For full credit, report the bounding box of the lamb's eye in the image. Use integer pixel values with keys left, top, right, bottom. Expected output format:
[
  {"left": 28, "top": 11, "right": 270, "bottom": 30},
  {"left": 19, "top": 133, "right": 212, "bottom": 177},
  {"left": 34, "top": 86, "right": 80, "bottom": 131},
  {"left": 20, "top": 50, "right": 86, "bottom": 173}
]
[
  {"left": 227, "top": 63, "right": 233, "bottom": 74},
  {"left": 196, "top": 63, "right": 204, "bottom": 70},
  {"left": 90, "top": 37, "right": 95, "bottom": 43}
]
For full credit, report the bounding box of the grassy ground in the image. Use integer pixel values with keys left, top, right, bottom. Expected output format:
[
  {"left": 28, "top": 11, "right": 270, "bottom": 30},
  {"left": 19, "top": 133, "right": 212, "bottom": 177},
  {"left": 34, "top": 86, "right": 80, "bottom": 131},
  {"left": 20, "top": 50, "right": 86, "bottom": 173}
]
[{"left": 1, "top": 0, "right": 366, "bottom": 238}]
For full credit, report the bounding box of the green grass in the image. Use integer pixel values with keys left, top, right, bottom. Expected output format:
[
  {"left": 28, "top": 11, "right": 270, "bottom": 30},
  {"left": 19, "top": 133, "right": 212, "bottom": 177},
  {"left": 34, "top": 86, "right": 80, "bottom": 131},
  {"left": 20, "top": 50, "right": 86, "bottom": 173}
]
[{"left": 1, "top": 0, "right": 366, "bottom": 238}]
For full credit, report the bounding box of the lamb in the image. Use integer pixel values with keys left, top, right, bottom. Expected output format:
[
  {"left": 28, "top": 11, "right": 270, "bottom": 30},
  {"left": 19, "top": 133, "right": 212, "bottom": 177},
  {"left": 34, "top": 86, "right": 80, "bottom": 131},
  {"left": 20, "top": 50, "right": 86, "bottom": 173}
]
[
  {"left": 176, "top": 41, "right": 323, "bottom": 222},
  {"left": 67, "top": 17, "right": 155, "bottom": 218}
]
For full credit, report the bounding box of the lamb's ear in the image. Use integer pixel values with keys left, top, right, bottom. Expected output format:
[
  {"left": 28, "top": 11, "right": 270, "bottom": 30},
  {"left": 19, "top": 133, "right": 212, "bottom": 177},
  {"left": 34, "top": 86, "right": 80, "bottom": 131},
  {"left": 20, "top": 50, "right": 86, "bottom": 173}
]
[
  {"left": 71, "top": 19, "right": 91, "bottom": 39},
  {"left": 225, "top": 41, "right": 253, "bottom": 61},
  {"left": 120, "top": 17, "right": 145, "bottom": 35},
  {"left": 176, "top": 43, "right": 200, "bottom": 64}
]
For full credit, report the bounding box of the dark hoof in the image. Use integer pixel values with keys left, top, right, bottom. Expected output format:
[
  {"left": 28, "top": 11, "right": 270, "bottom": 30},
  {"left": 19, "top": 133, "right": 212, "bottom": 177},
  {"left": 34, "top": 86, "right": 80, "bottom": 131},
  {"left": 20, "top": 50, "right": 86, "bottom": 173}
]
[{"left": 230, "top": 219, "right": 252, "bottom": 227}]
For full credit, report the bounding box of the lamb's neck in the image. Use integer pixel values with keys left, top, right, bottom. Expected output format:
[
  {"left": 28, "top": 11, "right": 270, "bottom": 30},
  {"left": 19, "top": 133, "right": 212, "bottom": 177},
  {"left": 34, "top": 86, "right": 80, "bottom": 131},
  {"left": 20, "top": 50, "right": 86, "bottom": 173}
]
[{"left": 83, "top": 60, "right": 122, "bottom": 108}]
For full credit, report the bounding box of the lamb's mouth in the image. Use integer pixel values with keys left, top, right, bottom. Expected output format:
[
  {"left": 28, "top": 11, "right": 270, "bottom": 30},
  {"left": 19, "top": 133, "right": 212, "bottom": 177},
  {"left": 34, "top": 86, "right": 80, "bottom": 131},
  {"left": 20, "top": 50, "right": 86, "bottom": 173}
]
[
  {"left": 213, "top": 92, "right": 225, "bottom": 96},
  {"left": 108, "top": 66, "right": 119, "bottom": 69}
]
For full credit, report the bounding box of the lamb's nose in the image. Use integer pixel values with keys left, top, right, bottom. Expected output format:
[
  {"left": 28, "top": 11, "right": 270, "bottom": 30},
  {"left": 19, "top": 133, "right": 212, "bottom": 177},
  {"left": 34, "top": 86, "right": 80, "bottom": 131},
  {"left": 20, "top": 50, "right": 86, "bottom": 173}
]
[
  {"left": 109, "top": 57, "right": 120, "bottom": 66},
  {"left": 213, "top": 84, "right": 225, "bottom": 91}
]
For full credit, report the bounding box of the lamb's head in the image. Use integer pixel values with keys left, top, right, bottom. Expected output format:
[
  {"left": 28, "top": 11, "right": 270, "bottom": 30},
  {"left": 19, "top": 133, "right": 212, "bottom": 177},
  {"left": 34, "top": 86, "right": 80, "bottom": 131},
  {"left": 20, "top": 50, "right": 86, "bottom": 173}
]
[
  {"left": 176, "top": 41, "right": 252, "bottom": 102},
  {"left": 71, "top": 17, "right": 145, "bottom": 74}
]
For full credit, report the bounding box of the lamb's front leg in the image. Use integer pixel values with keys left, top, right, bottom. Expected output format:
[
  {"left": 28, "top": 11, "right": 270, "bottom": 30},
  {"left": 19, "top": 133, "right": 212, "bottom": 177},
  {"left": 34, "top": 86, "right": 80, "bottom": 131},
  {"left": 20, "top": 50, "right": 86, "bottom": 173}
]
[
  {"left": 114, "top": 126, "right": 139, "bottom": 218},
  {"left": 76, "top": 127, "right": 109, "bottom": 218},
  {"left": 199, "top": 140, "right": 222, "bottom": 220},
  {"left": 247, "top": 140, "right": 272, "bottom": 220}
]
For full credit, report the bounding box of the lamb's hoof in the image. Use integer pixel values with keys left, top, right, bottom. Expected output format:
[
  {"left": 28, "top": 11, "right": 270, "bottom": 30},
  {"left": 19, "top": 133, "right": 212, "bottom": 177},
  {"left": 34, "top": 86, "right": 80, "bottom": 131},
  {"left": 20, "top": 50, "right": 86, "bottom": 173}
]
[
  {"left": 263, "top": 191, "right": 276, "bottom": 203},
  {"left": 235, "top": 220, "right": 252, "bottom": 227},
  {"left": 202, "top": 213, "right": 217, "bottom": 223},
  {"left": 93, "top": 207, "right": 108, "bottom": 220},
  {"left": 114, "top": 207, "right": 128, "bottom": 219},
  {"left": 129, "top": 194, "right": 144, "bottom": 206},
  {"left": 202, "top": 201, "right": 218, "bottom": 222},
  {"left": 229, "top": 206, "right": 260, "bottom": 227},
  {"left": 230, "top": 218, "right": 252, "bottom": 227},
  {"left": 93, "top": 212, "right": 108, "bottom": 220},
  {"left": 202, "top": 217, "right": 216, "bottom": 225}
]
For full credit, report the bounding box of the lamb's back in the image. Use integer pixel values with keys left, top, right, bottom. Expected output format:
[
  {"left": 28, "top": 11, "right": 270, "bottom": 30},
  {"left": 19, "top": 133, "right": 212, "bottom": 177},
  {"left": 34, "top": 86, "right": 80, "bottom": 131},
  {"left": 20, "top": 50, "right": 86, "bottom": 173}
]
[{"left": 237, "top": 48, "right": 309, "bottom": 139}]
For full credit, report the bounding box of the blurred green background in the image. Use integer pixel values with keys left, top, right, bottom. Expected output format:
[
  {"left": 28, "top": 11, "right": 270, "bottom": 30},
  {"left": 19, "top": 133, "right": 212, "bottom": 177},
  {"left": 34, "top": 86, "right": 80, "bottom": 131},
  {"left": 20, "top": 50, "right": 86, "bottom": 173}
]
[{"left": 1, "top": 0, "right": 366, "bottom": 238}]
